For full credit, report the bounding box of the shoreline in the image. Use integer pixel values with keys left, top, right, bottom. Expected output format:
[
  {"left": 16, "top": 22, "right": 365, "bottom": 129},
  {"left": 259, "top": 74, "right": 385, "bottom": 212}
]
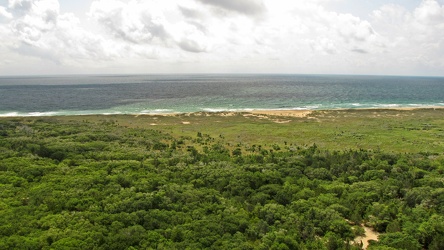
[
  {"left": 213, "top": 106, "right": 444, "bottom": 118},
  {"left": 1, "top": 107, "right": 444, "bottom": 118},
  {"left": 2, "top": 106, "right": 444, "bottom": 154}
]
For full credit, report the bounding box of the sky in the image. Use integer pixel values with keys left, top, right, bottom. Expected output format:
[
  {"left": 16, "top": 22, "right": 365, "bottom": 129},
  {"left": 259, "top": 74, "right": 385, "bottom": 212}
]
[{"left": 0, "top": 0, "right": 443, "bottom": 76}]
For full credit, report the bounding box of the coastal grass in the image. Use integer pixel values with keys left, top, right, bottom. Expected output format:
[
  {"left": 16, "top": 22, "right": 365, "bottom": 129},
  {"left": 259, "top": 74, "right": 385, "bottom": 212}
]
[{"left": 42, "top": 108, "right": 444, "bottom": 154}]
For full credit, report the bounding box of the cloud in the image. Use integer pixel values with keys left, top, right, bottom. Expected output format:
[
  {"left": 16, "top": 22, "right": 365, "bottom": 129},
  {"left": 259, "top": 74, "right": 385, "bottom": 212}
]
[
  {"left": 88, "top": 0, "right": 217, "bottom": 54},
  {"left": 351, "top": 48, "right": 367, "bottom": 54},
  {"left": 177, "top": 39, "right": 206, "bottom": 53},
  {"left": 8, "top": 0, "right": 33, "bottom": 12},
  {"left": 0, "top": 0, "right": 387, "bottom": 73},
  {"left": 3, "top": 0, "right": 126, "bottom": 66},
  {"left": 178, "top": 6, "right": 205, "bottom": 19},
  {"left": 0, "top": 0, "right": 443, "bottom": 75},
  {"left": 270, "top": 1, "right": 384, "bottom": 57},
  {"left": 0, "top": 6, "right": 12, "bottom": 19},
  {"left": 89, "top": 0, "right": 170, "bottom": 44},
  {"left": 414, "top": 0, "right": 444, "bottom": 25},
  {"left": 195, "top": 0, "right": 266, "bottom": 17},
  {"left": 370, "top": 0, "right": 444, "bottom": 72},
  {"left": 335, "top": 15, "right": 376, "bottom": 43},
  {"left": 310, "top": 38, "right": 338, "bottom": 54},
  {"left": 171, "top": 21, "right": 212, "bottom": 53},
  {"left": 9, "top": 0, "right": 59, "bottom": 45}
]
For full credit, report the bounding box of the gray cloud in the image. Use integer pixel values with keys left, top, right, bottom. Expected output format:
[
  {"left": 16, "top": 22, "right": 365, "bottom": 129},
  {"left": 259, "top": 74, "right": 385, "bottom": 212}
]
[
  {"left": 178, "top": 6, "right": 205, "bottom": 19},
  {"left": 177, "top": 39, "right": 207, "bottom": 53},
  {"left": 90, "top": 1, "right": 212, "bottom": 54},
  {"left": 8, "top": 0, "right": 33, "bottom": 13},
  {"left": 336, "top": 19, "right": 376, "bottom": 44},
  {"left": 195, "top": 0, "right": 266, "bottom": 17},
  {"left": 91, "top": 8, "right": 169, "bottom": 44},
  {"left": 9, "top": 0, "right": 60, "bottom": 45},
  {"left": 351, "top": 48, "right": 368, "bottom": 54},
  {"left": 186, "top": 20, "right": 208, "bottom": 34}
]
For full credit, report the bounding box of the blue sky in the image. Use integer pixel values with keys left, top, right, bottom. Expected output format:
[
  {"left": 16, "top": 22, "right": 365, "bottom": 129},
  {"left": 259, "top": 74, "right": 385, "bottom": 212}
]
[{"left": 0, "top": 0, "right": 443, "bottom": 76}]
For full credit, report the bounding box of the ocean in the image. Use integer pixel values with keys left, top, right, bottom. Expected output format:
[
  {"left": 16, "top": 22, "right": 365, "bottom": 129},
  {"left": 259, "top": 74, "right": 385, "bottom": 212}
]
[{"left": 0, "top": 74, "right": 443, "bottom": 116}]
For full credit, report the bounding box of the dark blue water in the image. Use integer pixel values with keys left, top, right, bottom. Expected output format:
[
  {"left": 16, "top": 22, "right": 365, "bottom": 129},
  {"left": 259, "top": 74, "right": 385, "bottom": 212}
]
[{"left": 0, "top": 74, "right": 443, "bottom": 116}]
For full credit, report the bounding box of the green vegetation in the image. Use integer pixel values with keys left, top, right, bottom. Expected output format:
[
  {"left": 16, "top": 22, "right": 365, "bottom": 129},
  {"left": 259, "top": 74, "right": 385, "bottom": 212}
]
[
  {"left": 1, "top": 109, "right": 444, "bottom": 249},
  {"left": 80, "top": 109, "right": 444, "bottom": 154}
]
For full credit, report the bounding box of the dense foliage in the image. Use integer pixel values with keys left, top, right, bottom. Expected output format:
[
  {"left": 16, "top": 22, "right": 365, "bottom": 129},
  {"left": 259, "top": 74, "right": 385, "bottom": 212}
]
[{"left": 1, "top": 117, "right": 444, "bottom": 249}]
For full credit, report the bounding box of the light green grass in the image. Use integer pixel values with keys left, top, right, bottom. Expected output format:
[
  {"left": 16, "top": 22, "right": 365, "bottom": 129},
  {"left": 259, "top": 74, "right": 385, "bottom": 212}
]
[{"left": 43, "top": 108, "right": 444, "bottom": 154}]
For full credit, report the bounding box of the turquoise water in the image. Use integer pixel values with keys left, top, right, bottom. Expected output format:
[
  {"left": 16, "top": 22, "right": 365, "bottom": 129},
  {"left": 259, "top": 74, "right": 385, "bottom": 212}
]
[{"left": 0, "top": 74, "right": 443, "bottom": 116}]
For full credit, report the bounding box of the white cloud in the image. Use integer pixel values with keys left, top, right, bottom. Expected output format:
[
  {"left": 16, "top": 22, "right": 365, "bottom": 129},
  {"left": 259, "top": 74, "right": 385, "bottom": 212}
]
[
  {"left": 10, "top": 0, "right": 59, "bottom": 44},
  {"left": 5, "top": 0, "right": 116, "bottom": 65},
  {"left": 310, "top": 38, "right": 338, "bottom": 54},
  {"left": 0, "top": 6, "right": 12, "bottom": 19},
  {"left": 0, "top": 0, "right": 443, "bottom": 75},
  {"left": 414, "top": 0, "right": 444, "bottom": 25},
  {"left": 259, "top": 1, "right": 384, "bottom": 58},
  {"left": 370, "top": 0, "right": 444, "bottom": 73}
]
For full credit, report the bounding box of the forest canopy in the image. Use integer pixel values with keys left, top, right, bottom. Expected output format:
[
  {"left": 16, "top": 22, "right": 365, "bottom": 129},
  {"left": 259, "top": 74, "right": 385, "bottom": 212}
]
[{"left": 1, "top": 111, "right": 444, "bottom": 249}]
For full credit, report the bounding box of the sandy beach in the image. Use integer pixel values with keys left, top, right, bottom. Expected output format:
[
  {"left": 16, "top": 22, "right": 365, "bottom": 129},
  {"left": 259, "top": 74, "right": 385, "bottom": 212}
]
[
  {"left": 131, "top": 107, "right": 444, "bottom": 119},
  {"left": 247, "top": 107, "right": 444, "bottom": 117},
  {"left": 248, "top": 110, "right": 313, "bottom": 117}
]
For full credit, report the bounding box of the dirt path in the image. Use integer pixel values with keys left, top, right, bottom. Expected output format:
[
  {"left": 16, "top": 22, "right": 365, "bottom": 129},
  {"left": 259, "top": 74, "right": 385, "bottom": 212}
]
[{"left": 354, "top": 225, "right": 379, "bottom": 249}]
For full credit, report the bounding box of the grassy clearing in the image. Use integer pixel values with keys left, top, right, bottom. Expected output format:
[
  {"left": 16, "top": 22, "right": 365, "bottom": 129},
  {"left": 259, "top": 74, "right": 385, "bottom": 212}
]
[{"left": 41, "top": 108, "right": 444, "bottom": 154}]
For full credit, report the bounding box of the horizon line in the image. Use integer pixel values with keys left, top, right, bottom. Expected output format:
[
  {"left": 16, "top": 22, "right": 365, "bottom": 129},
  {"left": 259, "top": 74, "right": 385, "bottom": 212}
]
[{"left": 1, "top": 73, "right": 444, "bottom": 78}]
